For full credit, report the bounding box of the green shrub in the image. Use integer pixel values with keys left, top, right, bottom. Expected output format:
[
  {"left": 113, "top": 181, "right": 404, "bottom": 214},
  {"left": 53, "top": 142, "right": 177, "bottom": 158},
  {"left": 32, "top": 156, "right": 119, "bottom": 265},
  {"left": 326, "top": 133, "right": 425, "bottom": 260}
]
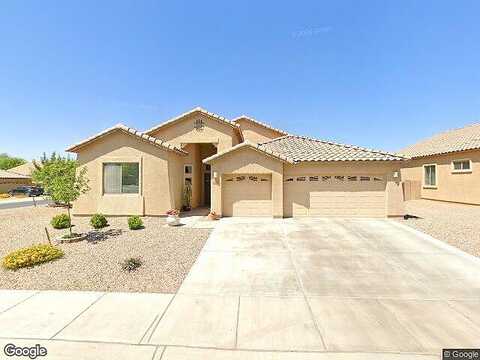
[
  {"left": 90, "top": 213, "right": 108, "bottom": 229},
  {"left": 51, "top": 213, "right": 71, "bottom": 229},
  {"left": 2, "top": 244, "right": 64, "bottom": 270},
  {"left": 121, "top": 257, "right": 142, "bottom": 272},
  {"left": 128, "top": 216, "right": 143, "bottom": 230}
]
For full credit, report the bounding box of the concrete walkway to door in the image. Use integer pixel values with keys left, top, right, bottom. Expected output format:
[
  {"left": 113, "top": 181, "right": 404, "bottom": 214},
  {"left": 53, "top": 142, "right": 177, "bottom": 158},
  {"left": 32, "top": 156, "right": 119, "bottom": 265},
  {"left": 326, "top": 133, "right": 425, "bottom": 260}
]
[{"left": 0, "top": 218, "right": 479, "bottom": 359}]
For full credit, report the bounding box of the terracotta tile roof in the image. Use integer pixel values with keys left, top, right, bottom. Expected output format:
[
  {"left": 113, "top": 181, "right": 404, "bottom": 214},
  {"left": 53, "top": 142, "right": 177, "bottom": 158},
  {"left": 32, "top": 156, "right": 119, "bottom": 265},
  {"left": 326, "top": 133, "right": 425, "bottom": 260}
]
[
  {"left": 400, "top": 123, "right": 480, "bottom": 158},
  {"left": 259, "top": 135, "right": 406, "bottom": 162},
  {"left": 0, "top": 169, "right": 31, "bottom": 179},
  {"left": 66, "top": 124, "right": 187, "bottom": 155},
  {"left": 203, "top": 140, "right": 295, "bottom": 164},
  {"left": 144, "top": 107, "right": 243, "bottom": 141},
  {"left": 232, "top": 115, "right": 289, "bottom": 136}
]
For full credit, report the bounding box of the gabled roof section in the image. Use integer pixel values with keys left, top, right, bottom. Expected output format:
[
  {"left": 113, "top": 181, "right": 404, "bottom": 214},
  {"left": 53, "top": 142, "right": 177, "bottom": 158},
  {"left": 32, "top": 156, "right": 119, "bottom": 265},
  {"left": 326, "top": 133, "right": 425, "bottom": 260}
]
[
  {"left": 144, "top": 107, "right": 243, "bottom": 139},
  {"left": 203, "top": 140, "right": 295, "bottom": 164},
  {"left": 0, "top": 169, "right": 30, "bottom": 179},
  {"left": 232, "top": 115, "right": 289, "bottom": 136},
  {"left": 400, "top": 123, "right": 480, "bottom": 158},
  {"left": 66, "top": 124, "right": 187, "bottom": 155},
  {"left": 260, "top": 135, "right": 406, "bottom": 162}
]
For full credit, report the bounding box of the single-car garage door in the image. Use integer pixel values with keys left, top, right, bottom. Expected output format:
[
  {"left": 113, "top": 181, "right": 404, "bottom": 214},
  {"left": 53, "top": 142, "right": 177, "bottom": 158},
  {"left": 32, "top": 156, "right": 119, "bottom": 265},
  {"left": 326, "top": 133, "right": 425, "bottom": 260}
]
[
  {"left": 223, "top": 174, "right": 272, "bottom": 216},
  {"left": 284, "top": 175, "right": 386, "bottom": 217}
]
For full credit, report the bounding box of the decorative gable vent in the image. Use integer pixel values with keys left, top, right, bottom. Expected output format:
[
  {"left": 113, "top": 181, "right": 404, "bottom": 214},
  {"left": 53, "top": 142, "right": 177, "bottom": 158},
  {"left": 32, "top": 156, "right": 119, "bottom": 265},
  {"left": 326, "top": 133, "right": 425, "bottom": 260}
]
[{"left": 194, "top": 118, "right": 205, "bottom": 130}]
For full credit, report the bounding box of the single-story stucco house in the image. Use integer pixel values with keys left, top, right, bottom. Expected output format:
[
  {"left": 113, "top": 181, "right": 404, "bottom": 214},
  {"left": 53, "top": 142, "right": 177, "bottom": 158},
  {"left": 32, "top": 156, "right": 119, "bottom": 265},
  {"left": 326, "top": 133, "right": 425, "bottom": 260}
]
[
  {"left": 0, "top": 169, "right": 32, "bottom": 193},
  {"left": 401, "top": 123, "right": 480, "bottom": 205},
  {"left": 8, "top": 162, "right": 36, "bottom": 177},
  {"left": 66, "top": 107, "right": 407, "bottom": 218}
]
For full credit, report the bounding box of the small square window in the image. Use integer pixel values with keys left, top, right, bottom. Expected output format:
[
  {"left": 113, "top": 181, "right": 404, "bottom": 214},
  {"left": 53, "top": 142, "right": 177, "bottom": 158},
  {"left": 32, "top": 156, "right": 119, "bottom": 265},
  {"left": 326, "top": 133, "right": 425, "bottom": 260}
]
[
  {"left": 360, "top": 176, "right": 370, "bottom": 181},
  {"left": 296, "top": 176, "right": 306, "bottom": 182},
  {"left": 452, "top": 160, "right": 471, "bottom": 172},
  {"left": 322, "top": 176, "right": 331, "bottom": 181},
  {"left": 184, "top": 165, "right": 193, "bottom": 174},
  {"left": 285, "top": 178, "right": 294, "bottom": 182},
  {"left": 309, "top": 176, "right": 319, "bottom": 181},
  {"left": 348, "top": 176, "right": 357, "bottom": 181},
  {"left": 184, "top": 177, "right": 192, "bottom": 185},
  {"left": 236, "top": 176, "right": 246, "bottom": 181},
  {"left": 249, "top": 176, "right": 258, "bottom": 182},
  {"left": 335, "top": 176, "right": 345, "bottom": 181}
]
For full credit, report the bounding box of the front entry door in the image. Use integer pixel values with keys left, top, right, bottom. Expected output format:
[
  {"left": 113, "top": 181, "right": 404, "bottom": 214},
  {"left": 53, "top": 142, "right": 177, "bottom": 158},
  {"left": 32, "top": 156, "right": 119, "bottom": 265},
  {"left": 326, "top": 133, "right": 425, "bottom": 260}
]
[{"left": 204, "top": 173, "right": 211, "bottom": 206}]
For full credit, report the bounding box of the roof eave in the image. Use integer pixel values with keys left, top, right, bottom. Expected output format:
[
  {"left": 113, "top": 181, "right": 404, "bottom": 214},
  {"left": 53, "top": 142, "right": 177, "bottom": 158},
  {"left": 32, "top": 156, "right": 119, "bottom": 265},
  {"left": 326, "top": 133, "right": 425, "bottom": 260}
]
[
  {"left": 232, "top": 116, "right": 289, "bottom": 136},
  {"left": 66, "top": 125, "right": 187, "bottom": 156},
  {"left": 203, "top": 141, "right": 294, "bottom": 165}
]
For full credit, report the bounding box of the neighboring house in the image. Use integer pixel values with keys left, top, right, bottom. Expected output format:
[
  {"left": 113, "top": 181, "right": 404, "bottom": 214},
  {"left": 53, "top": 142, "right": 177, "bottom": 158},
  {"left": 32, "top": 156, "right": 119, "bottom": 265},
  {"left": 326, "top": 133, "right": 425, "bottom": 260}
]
[
  {"left": 0, "top": 169, "right": 32, "bottom": 194},
  {"left": 66, "top": 107, "right": 406, "bottom": 218},
  {"left": 8, "top": 162, "right": 36, "bottom": 177},
  {"left": 401, "top": 123, "right": 480, "bottom": 205}
]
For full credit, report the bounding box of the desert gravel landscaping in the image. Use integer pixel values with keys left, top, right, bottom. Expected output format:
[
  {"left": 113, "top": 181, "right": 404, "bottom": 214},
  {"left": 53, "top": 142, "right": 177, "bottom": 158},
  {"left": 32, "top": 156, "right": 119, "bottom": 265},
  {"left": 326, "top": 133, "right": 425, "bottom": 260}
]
[
  {"left": 0, "top": 206, "right": 210, "bottom": 293},
  {"left": 399, "top": 199, "right": 480, "bottom": 257}
]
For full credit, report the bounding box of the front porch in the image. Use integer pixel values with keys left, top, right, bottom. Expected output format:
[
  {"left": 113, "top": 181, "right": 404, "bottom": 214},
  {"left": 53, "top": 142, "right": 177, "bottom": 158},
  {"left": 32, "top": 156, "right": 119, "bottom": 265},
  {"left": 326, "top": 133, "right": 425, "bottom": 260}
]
[{"left": 181, "top": 143, "right": 217, "bottom": 209}]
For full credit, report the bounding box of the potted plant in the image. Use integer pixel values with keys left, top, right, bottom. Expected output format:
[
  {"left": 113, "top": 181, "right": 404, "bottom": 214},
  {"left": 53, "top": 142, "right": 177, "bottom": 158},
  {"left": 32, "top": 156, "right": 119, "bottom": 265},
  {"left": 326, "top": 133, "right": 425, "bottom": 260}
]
[
  {"left": 166, "top": 209, "right": 180, "bottom": 226},
  {"left": 182, "top": 182, "right": 192, "bottom": 211},
  {"left": 207, "top": 210, "right": 220, "bottom": 221}
]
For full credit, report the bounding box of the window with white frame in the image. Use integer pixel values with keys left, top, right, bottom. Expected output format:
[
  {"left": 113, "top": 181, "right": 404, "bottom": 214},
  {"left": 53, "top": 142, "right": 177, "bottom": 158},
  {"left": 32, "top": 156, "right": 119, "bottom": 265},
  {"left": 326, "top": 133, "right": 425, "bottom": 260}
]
[
  {"left": 103, "top": 163, "right": 139, "bottom": 194},
  {"left": 423, "top": 164, "right": 437, "bottom": 187},
  {"left": 452, "top": 159, "right": 471, "bottom": 173}
]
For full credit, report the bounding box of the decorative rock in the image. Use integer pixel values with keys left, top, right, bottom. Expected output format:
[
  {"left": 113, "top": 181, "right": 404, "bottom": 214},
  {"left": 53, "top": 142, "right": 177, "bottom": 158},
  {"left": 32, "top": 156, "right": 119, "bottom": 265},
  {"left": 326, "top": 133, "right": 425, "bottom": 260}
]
[{"left": 55, "top": 233, "right": 87, "bottom": 244}]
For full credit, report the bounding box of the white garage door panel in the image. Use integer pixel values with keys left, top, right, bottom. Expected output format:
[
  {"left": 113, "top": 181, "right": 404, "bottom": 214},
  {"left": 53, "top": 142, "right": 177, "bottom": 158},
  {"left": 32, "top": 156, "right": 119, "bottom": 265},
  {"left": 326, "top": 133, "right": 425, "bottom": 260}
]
[
  {"left": 223, "top": 175, "right": 272, "bottom": 217},
  {"left": 284, "top": 176, "right": 386, "bottom": 218}
]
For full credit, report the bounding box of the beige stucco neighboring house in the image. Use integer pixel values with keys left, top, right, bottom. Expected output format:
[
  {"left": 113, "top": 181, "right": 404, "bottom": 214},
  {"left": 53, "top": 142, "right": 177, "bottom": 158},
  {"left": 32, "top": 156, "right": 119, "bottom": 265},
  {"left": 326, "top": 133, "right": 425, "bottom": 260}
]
[
  {"left": 8, "top": 162, "right": 37, "bottom": 177},
  {"left": 0, "top": 169, "right": 32, "bottom": 193},
  {"left": 67, "top": 107, "right": 406, "bottom": 218},
  {"left": 401, "top": 123, "right": 480, "bottom": 205}
]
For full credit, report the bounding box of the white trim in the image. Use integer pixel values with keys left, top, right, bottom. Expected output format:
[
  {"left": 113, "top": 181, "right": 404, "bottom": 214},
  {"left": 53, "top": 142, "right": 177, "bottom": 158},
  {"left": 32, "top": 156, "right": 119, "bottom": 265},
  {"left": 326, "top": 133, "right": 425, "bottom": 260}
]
[
  {"left": 451, "top": 159, "right": 472, "bottom": 174},
  {"left": 422, "top": 163, "right": 438, "bottom": 188}
]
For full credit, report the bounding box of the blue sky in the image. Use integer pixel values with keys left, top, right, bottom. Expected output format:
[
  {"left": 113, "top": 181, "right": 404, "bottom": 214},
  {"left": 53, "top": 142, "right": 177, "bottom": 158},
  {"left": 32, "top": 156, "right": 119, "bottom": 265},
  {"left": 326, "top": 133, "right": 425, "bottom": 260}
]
[{"left": 1, "top": 1, "right": 479, "bottom": 160}]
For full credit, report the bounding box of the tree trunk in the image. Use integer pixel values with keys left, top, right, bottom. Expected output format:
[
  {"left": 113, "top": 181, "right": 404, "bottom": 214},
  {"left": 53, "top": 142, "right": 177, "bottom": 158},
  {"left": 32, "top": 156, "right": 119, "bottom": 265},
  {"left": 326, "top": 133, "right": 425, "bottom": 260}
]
[{"left": 67, "top": 204, "right": 72, "bottom": 236}]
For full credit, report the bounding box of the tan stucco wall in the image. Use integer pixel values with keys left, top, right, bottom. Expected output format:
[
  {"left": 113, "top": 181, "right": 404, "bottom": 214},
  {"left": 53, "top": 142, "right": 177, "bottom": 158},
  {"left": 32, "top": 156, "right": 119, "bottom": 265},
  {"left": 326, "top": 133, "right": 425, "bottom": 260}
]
[
  {"left": 234, "top": 118, "right": 285, "bottom": 144},
  {"left": 401, "top": 150, "right": 480, "bottom": 205},
  {"left": 284, "top": 161, "right": 405, "bottom": 217},
  {"left": 148, "top": 112, "right": 241, "bottom": 152},
  {"left": 73, "top": 130, "right": 184, "bottom": 216},
  {"left": 209, "top": 147, "right": 284, "bottom": 218},
  {"left": 0, "top": 178, "right": 32, "bottom": 193}
]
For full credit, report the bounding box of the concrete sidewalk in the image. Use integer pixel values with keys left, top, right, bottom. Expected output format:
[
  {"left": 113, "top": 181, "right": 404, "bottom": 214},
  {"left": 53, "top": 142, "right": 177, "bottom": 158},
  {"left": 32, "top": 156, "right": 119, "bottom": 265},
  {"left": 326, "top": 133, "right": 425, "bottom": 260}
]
[{"left": 0, "top": 290, "right": 438, "bottom": 360}]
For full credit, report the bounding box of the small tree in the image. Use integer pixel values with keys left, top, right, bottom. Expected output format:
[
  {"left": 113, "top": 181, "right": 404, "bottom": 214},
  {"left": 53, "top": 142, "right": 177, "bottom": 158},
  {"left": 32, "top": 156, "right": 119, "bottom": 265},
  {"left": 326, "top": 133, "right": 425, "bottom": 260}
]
[{"left": 33, "top": 159, "right": 89, "bottom": 236}]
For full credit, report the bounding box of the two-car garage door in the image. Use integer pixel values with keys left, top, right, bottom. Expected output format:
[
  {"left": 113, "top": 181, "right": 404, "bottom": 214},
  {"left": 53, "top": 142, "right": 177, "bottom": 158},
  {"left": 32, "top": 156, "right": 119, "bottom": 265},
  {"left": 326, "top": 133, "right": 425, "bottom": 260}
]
[{"left": 284, "top": 175, "right": 386, "bottom": 217}]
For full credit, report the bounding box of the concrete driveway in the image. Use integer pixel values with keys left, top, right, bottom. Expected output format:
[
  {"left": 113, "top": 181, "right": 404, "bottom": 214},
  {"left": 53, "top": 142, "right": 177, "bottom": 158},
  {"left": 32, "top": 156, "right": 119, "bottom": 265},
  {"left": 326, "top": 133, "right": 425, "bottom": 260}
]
[
  {"left": 0, "top": 218, "right": 478, "bottom": 359},
  {"left": 171, "top": 218, "right": 480, "bottom": 354}
]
